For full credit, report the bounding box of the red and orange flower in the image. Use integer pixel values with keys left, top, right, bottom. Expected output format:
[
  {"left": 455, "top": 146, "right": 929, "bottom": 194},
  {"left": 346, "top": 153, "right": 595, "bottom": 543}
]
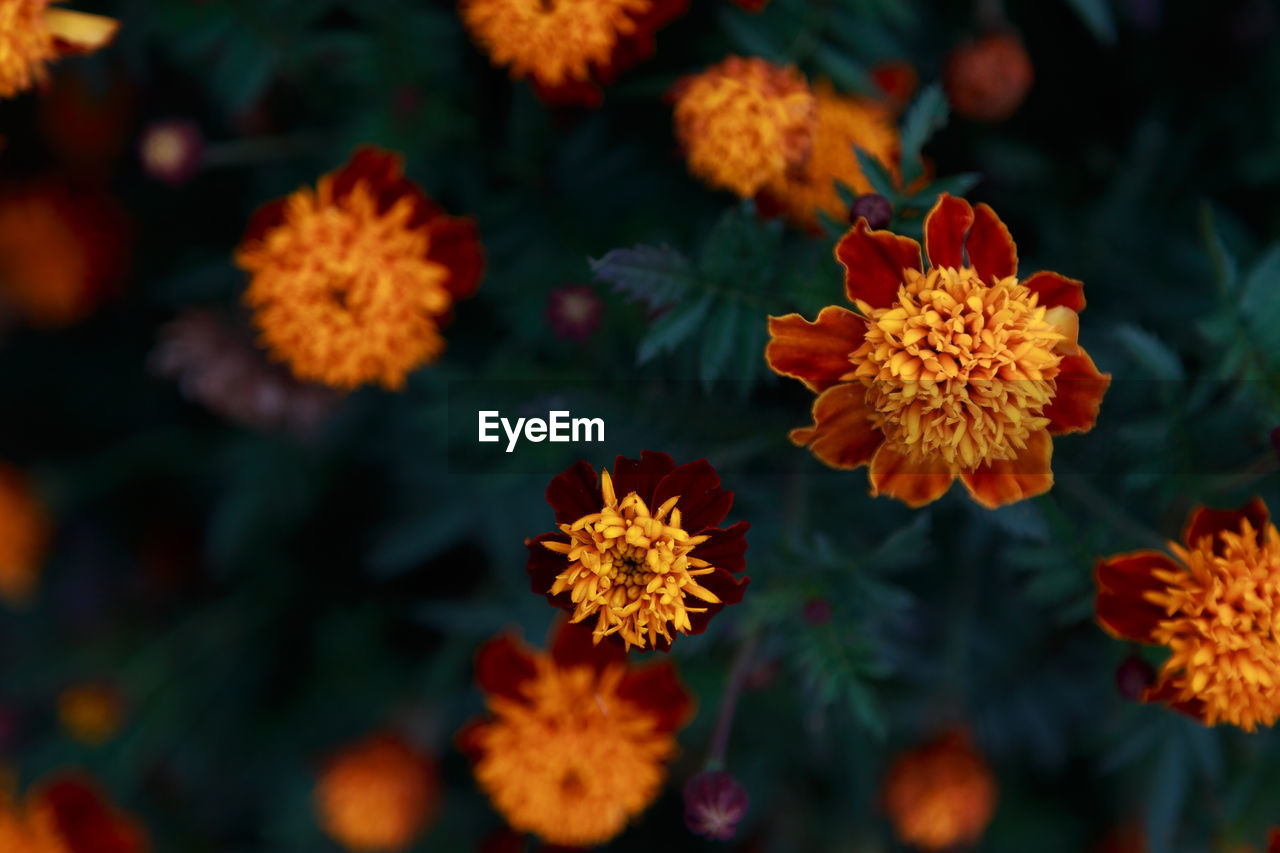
[
  {"left": 526, "top": 451, "right": 749, "bottom": 651},
  {"left": 314, "top": 734, "right": 440, "bottom": 852},
  {"left": 881, "top": 730, "right": 997, "bottom": 851},
  {"left": 0, "top": 772, "right": 147, "bottom": 853},
  {"left": 1096, "top": 498, "right": 1280, "bottom": 731},
  {"left": 0, "top": 462, "right": 51, "bottom": 606},
  {"left": 236, "top": 147, "right": 484, "bottom": 391},
  {"left": 458, "top": 620, "right": 694, "bottom": 847},
  {"left": 766, "top": 194, "right": 1110, "bottom": 508},
  {"left": 0, "top": 1, "right": 118, "bottom": 100}
]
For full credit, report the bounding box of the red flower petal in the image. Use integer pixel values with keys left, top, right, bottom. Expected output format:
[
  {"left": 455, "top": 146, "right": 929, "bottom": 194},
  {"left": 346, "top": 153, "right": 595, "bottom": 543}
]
[
  {"left": 835, "top": 219, "right": 921, "bottom": 310},
  {"left": 455, "top": 718, "right": 488, "bottom": 764},
  {"left": 545, "top": 460, "right": 602, "bottom": 525},
  {"left": 1182, "top": 498, "right": 1270, "bottom": 555},
  {"left": 693, "top": 521, "right": 750, "bottom": 574},
  {"left": 475, "top": 634, "right": 539, "bottom": 703},
  {"left": 923, "top": 193, "right": 973, "bottom": 271},
  {"left": 681, "top": 568, "right": 749, "bottom": 642},
  {"left": 967, "top": 202, "right": 1018, "bottom": 282},
  {"left": 38, "top": 776, "right": 145, "bottom": 853},
  {"left": 241, "top": 198, "right": 288, "bottom": 246},
  {"left": 526, "top": 532, "right": 570, "bottom": 604},
  {"left": 426, "top": 216, "right": 486, "bottom": 301},
  {"left": 532, "top": 77, "right": 604, "bottom": 108},
  {"left": 1267, "top": 827, "right": 1280, "bottom": 853},
  {"left": 789, "top": 383, "right": 883, "bottom": 470},
  {"left": 868, "top": 444, "right": 955, "bottom": 506},
  {"left": 617, "top": 662, "right": 694, "bottom": 733},
  {"left": 551, "top": 618, "right": 626, "bottom": 672},
  {"left": 330, "top": 146, "right": 406, "bottom": 202},
  {"left": 611, "top": 450, "right": 676, "bottom": 507},
  {"left": 765, "top": 307, "right": 865, "bottom": 392},
  {"left": 1094, "top": 550, "right": 1180, "bottom": 642},
  {"left": 1142, "top": 678, "right": 1207, "bottom": 723},
  {"left": 1022, "top": 270, "right": 1086, "bottom": 312},
  {"left": 958, "top": 428, "right": 1054, "bottom": 508},
  {"left": 652, "top": 459, "right": 733, "bottom": 532},
  {"left": 1045, "top": 349, "right": 1110, "bottom": 435}
]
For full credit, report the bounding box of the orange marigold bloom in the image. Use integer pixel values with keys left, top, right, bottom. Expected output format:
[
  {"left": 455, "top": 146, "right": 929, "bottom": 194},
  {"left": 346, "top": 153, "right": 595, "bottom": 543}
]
[
  {"left": 672, "top": 56, "right": 817, "bottom": 199},
  {"left": 1095, "top": 498, "right": 1280, "bottom": 731},
  {"left": 0, "top": 1, "right": 117, "bottom": 100},
  {"left": 0, "top": 772, "right": 147, "bottom": 853},
  {"left": 461, "top": 0, "right": 687, "bottom": 106},
  {"left": 235, "top": 147, "right": 485, "bottom": 391},
  {"left": 943, "top": 32, "right": 1034, "bottom": 123},
  {"left": 57, "top": 683, "right": 125, "bottom": 746},
  {"left": 314, "top": 734, "right": 440, "bottom": 852},
  {"left": 881, "top": 731, "right": 997, "bottom": 851},
  {"left": 766, "top": 194, "right": 1110, "bottom": 508},
  {"left": 0, "top": 463, "right": 51, "bottom": 607},
  {"left": 527, "top": 451, "right": 749, "bottom": 651},
  {"left": 458, "top": 620, "right": 694, "bottom": 847}
]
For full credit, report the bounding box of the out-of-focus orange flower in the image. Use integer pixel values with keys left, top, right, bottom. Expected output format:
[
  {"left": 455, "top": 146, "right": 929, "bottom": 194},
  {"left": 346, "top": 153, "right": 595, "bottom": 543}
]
[
  {"left": 0, "top": 1, "right": 118, "bottom": 100},
  {"left": 236, "top": 147, "right": 484, "bottom": 391},
  {"left": 943, "top": 32, "right": 1034, "bottom": 122},
  {"left": 314, "top": 734, "right": 439, "bottom": 852},
  {"left": 881, "top": 731, "right": 997, "bottom": 851},
  {"left": 461, "top": 0, "right": 687, "bottom": 106},
  {"left": 1096, "top": 498, "right": 1280, "bottom": 731},
  {"left": 671, "top": 56, "right": 817, "bottom": 199},
  {"left": 766, "top": 194, "right": 1109, "bottom": 508},
  {"left": 57, "top": 683, "right": 125, "bottom": 746},
  {"left": 0, "top": 181, "right": 130, "bottom": 327},
  {"left": 0, "top": 463, "right": 50, "bottom": 607},
  {"left": 0, "top": 772, "right": 147, "bottom": 853},
  {"left": 458, "top": 620, "right": 694, "bottom": 847}
]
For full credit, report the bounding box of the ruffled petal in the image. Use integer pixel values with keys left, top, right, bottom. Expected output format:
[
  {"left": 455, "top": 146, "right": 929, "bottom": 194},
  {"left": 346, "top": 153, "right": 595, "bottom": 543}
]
[
  {"left": 551, "top": 618, "right": 626, "bottom": 673},
  {"left": 1045, "top": 349, "right": 1110, "bottom": 435},
  {"left": 455, "top": 718, "right": 489, "bottom": 764},
  {"left": 868, "top": 444, "right": 955, "bottom": 507},
  {"left": 1094, "top": 550, "right": 1180, "bottom": 642},
  {"left": 329, "top": 146, "right": 408, "bottom": 204},
  {"left": 1022, "top": 270, "right": 1086, "bottom": 312},
  {"left": 1182, "top": 498, "right": 1270, "bottom": 555},
  {"left": 679, "top": 568, "right": 749, "bottom": 643},
  {"left": 835, "top": 219, "right": 921, "bottom": 310},
  {"left": 426, "top": 216, "right": 486, "bottom": 301},
  {"left": 610, "top": 450, "right": 676, "bottom": 507},
  {"left": 653, "top": 459, "right": 733, "bottom": 532},
  {"left": 1142, "top": 678, "right": 1207, "bottom": 723},
  {"left": 526, "top": 532, "right": 570, "bottom": 606},
  {"left": 789, "top": 383, "right": 883, "bottom": 470},
  {"left": 45, "top": 9, "right": 119, "bottom": 55},
  {"left": 765, "top": 307, "right": 866, "bottom": 392},
  {"left": 475, "top": 634, "right": 539, "bottom": 703},
  {"left": 923, "top": 193, "right": 973, "bottom": 271},
  {"left": 692, "top": 521, "right": 749, "bottom": 574},
  {"left": 967, "top": 202, "right": 1018, "bottom": 282},
  {"left": 617, "top": 663, "right": 694, "bottom": 733},
  {"left": 958, "top": 428, "right": 1053, "bottom": 509},
  {"left": 240, "top": 198, "right": 289, "bottom": 247},
  {"left": 545, "top": 460, "right": 601, "bottom": 525}
]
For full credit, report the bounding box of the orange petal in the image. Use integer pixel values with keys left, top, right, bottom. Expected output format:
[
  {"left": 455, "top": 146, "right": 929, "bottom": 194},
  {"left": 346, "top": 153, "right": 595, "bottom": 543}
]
[
  {"left": 1094, "top": 550, "right": 1180, "bottom": 642},
  {"left": 789, "top": 383, "right": 882, "bottom": 470},
  {"left": 45, "top": 9, "right": 119, "bottom": 54},
  {"left": 1182, "top": 498, "right": 1270, "bottom": 555},
  {"left": 1141, "top": 678, "right": 1207, "bottom": 723},
  {"left": 959, "top": 429, "right": 1053, "bottom": 508},
  {"left": 1023, "top": 270, "right": 1086, "bottom": 312},
  {"left": 835, "top": 219, "right": 921, "bottom": 310},
  {"left": 867, "top": 443, "right": 955, "bottom": 507},
  {"left": 766, "top": 306, "right": 866, "bottom": 392},
  {"left": 1045, "top": 349, "right": 1109, "bottom": 435},
  {"left": 967, "top": 202, "right": 1018, "bottom": 282},
  {"left": 923, "top": 193, "right": 972, "bottom": 270}
]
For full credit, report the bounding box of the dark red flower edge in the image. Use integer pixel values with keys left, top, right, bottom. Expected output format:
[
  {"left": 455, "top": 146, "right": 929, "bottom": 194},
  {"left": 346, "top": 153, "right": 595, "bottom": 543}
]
[
  {"left": 35, "top": 775, "right": 147, "bottom": 853},
  {"left": 526, "top": 451, "right": 749, "bottom": 653}
]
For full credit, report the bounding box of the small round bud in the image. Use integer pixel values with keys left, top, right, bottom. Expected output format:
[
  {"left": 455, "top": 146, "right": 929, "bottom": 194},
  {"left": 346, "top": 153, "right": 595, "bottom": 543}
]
[
  {"left": 1115, "top": 654, "right": 1156, "bottom": 701},
  {"left": 139, "top": 119, "right": 204, "bottom": 186},
  {"left": 849, "top": 194, "right": 892, "bottom": 230},
  {"left": 683, "top": 770, "right": 749, "bottom": 841}
]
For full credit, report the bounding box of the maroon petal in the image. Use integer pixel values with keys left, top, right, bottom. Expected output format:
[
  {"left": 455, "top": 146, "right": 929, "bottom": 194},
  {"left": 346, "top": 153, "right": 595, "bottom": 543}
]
[
  {"left": 1182, "top": 498, "right": 1270, "bottom": 555},
  {"left": 241, "top": 198, "right": 288, "bottom": 246},
  {"left": 38, "top": 776, "right": 145, "bottom": 853},
  {"left": 1142, "top": 678, "right": 1208, "bottom": 723},
  {"left": 611, "top": 450, "right": 676, "bottom": 506},
  {"left": 1095, "top": 551, "right": 1179, "bottom": 643},
  {"left": 551, "top": 618, "right": 626, "bottom": 673},
  {"left": 329, "top": 146, "right": 404, "bottom": 202},
  {"left": 546, "top": 460, "right": 601, "bottom": 525},
  {"left": 685, "top": 569, "right": 750, "bottom": 637},
  {"left": 526, "top": 532, "right": 572, "bottom": 605},
  {"left": 693, "top": 522, "right": 749, "bottom": 574},
  {"left": 456, "top": 718, "right": 489, "bottom": 764},
  {"left": 426, "top": 216, "right": 485, "bottom": 301},
  {"left": 652, "top": 459, "right": 733, "bottom": 532},
  {"left": 617, "top": 662, "right": 694, "bottom": 733},
  {"left": 475, "top": 634, "right": 539, "bottom": 703}
]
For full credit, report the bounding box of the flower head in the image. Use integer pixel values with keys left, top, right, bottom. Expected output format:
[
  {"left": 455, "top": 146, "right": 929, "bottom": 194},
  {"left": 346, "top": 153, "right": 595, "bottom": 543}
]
[
  {"left": 527, "top": 451, "right": 749, "bottom": 651},
  {"left": 0, "top": 1, "right": 118, "bottom": 100},
  {"left": 943, "top": 32, "right": 1034, "bottom": 122},
  {"left": 314, "top": 734, "right": 439, "bottom": 852},
  {"left": 683, "top": 770, "right": 749, "bottom": 841},
  {"left": 882, "top": 731, "right": 997, "bottom": 851},
  {"left": 0, "top": 773, "right": 147, "bottom": 853},
  {"left": 672, "top": 56, "right": 817, "bottom": 199},
  {"left": 58, "top": 683, "right": 125, "bottom": 746},
  {"left": 235, "top": 147, "right": 484, "bottom": 391},
  {"left": 1096, "top": 498, "right": 1280, "bottom": 731},
  {"left": 138, "top": 119, "right": 204, "bottom": 185},
  {"left": 546, "top": 284, "right": 604, "bottom": 341},
  {"left": 0, "top": 463, "right": 51, "bottom": 606},
  {"left": 766, "top": 194, "right": 1110, "bottom": 508},
  {"left": 459, "top": 620, "right": 694, "bottom": 847}
]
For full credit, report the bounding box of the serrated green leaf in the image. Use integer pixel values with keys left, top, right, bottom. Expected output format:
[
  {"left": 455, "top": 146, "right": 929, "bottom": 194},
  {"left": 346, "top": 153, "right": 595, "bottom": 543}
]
[
  {"left": 812, "top": 43, "right": 874, "bottom": 95},
  {"left": 699, "top": 300, "right": 742, "bottom": 387},
  {"left": 1064, "top": 0, "right": 1118, "bottom": 43},
  {"left": 1114, "top": 324, "right": 1185, "bottom": 382},
  {"left": 900, "top": 84, "right": 948, "bottom": 186},
  {"left": 853, "top": 146, "right": 900, "bottom": 199},
  {"left": 637, "top": 294, "right": 714, "bottom": 365},
  {"left": 590, "top": 244, "right": 696, "bottom": 311},
  {"left": 716, "top": 5, "right": 788, "bottom": 63}
]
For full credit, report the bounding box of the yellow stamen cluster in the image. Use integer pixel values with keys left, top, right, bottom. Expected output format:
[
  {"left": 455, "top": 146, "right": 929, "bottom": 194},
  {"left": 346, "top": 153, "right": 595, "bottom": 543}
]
[
  {"left": 851, "top": 265, "right": 1064, "bottom": 469},
  {"left": 543, "top": 470, "right": 721, "bottom": 650},
  {"left": 461, "top": 0, "right": 650, "bottom": 88},
  {"left": 0, "top": 0, "right": 56, "bottom": 99},
  {"left": 237, "top": 179, "right": 453, "bottom": 391},
  {"left": 1148, "top": 520, "right": 1280, "bottom": 731},
  {"left": 470, "top": 656, "right": 676, "bottom": 847}
]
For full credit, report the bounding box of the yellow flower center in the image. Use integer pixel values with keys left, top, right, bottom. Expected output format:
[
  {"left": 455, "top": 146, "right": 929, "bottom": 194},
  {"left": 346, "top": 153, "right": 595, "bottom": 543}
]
[
  {"left": 461, "top": 0, "right": 650, "bottom": 87},
  {"left": 850, "top": 265, "right": 1064, "bottom": 469},
  {"left": 470, "top": 657, "right": 675, "bottom": 847},
  {"left": 0, "top": 0, "right": 56, "bottom": 99},
  {"left": 1148, "top": 521, "right": 1280, "bottom": 731},
  {"left": 543, "top": 470, "right": 721, "bottom": 651}
]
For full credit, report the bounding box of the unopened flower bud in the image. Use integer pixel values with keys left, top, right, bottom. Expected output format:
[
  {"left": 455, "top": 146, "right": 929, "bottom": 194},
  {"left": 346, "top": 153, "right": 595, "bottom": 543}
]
[
  {"left": 139, "top": 119, "right": 204, "bottom": 185},
  {"left": 684, "top": 770, "right": 749, "bottom": 841},
  {"left": 1115, "top": 654, "right": 1156, "bottom": 701},
  {"left": 850, "top": 194, "right": 892, "bottom": 230}
]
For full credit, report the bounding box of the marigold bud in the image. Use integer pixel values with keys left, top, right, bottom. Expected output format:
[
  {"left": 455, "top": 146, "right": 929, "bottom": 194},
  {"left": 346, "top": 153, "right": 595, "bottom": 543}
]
[
  {"left": 139, "top": 119, "right": 204, "bottom": 186},
  {"left": 943, "top": 33, "right": 1034, "bottom": 122},
  {"left": 850, "top": 194, "right": 893, "bottom": 230},
  {"left": 546, "top": 284, "right": 604, "bottom": 342},
  {"left": 683, "top": 770, "right": 749, "bottom": 841},
  {"left": 58, "top": 682, "right": 126, "bottom": 746},
  {"left": 1114, "top": 654, "right": 1156, "bottom": 702}
]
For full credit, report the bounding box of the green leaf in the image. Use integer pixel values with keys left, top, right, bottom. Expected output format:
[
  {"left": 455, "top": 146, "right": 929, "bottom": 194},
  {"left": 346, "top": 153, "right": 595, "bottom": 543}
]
[
  {"left": 716, "top": 6, "right": 788, "bottom": 63},
  {"left": 853, "top": 147, "right": 900, "bottom": 199},
  {"left": 1064, "top": 0, "right": 1118, "bottom": 43},
  {"left": 590, "top": 244, "right": 696, "bottom": 311},
  {"left": 637, "top": 294, "right": 715, "bottom": 365},
  {"left": 1199, "top": 204, "right": 1239, "bottom": 293},
  {"left": 899, "top": 84, "right": 948, "bottom": 186},
  {"left": 812, "top": 43, "right": 874, "bottom": 95},
  {"left": 1113, "top": 324, "right": 1185, "bottom": 382},
  {"left": 699, "top": 300, "right": 742, "bottom": 387}
]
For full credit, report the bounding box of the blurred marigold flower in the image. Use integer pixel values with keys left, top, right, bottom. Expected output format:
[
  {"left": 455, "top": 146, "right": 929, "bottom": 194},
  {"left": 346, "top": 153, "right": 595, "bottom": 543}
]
[
  {"left": 235, "top": 147, "right": 484, "bottom": 391},
  {"left": 766, "top": 194, "right": 1109, "bottom": 508},
  {"left": 314, "top": 734, "right": 440, "bottom": 852},
  {"left": 57, "top": 683, "right": 125, "bottom": 746},
  {"left": 1095, "top": 498, "right": 1280, "bottom": 731},
  {"left": 137, "top": 119, "right": 203, "bottom": 186},
  {"left": 0, "top": 772, "right": 147, "bottom": 853},
  {"left": 683, "top": 770, "right": 749, "bottom": 841},
  {"left": 943, "top": 32, "right": 1034, "bottom": 123},
  {"left": 461, "top": 0, "right": 686, "bottom": 107},
  {"left": 545, "top": 284, "right": 603, "bottom": 341},
  {"left": 458, "top": 620, "right": 694, "bottom": 847},
  {"left": 869, "top": 60, "right": 919, "bottom": 113},
  {"left": 527, "top": 451, "right": 750, "bottom": 651},
  {"left": 0, "top": 0, "right": 118, "bottom": 100},
  {"left": 0, "top": 463, "right": 51, "bottom": 607},
  {"left": 671, "top": 56, "right": 817, "bottom": 199},
  {"left": 881, "top": 731, "right": 997, "bottom": 851}
]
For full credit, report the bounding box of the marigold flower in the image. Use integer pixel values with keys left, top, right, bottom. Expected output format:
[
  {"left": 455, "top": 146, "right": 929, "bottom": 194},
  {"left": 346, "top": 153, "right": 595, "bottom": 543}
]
[
  {"left": 461, "top": 0, "right": 687, "bottom": 106},
  {"left": 881, "top": 731, "right": 997, "bottom": 851},
  {"left": 314, "top": 734, "right": 439, "bottom": 852},
  {"left": 766, "top": 194, "right": 1110, "bottom": 508},
  {"left": 0, "top": 1, "right": 117, "bottom": 100},
  {"left": 0, "top": 773, "right": 147, "bottom": 853},
  {"left": 235, "top": 147, "right": 484, "bottom": 391},
  {"left": 672, "top": 56, "right": 817, "bottom": 199},
  {"left": 1095, "top": 498, "right": 1280, "bottom": 731},
  {"left": 683, "top": 770, "right": 749, "bottom": 841},
  {"left": 0, "top": 463, "right": 51, "bottom": 607},
  {"left": 458, "top": 620, "right": 694, "bottom": 847},
  {"left": 527, "top": 451, "right": 750, "bottom": 651},
  {"left": 57, "top": 683, "right": 125, "bottom": 746},
  {"left": 943, "top": 32, "right": 1034, "bottom": 123}
]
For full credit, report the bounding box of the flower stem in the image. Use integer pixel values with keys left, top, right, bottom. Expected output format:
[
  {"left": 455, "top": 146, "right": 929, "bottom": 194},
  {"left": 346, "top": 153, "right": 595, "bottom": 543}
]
[{"left": 706, "top": 631, "right": 760, "bottom": 771}]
